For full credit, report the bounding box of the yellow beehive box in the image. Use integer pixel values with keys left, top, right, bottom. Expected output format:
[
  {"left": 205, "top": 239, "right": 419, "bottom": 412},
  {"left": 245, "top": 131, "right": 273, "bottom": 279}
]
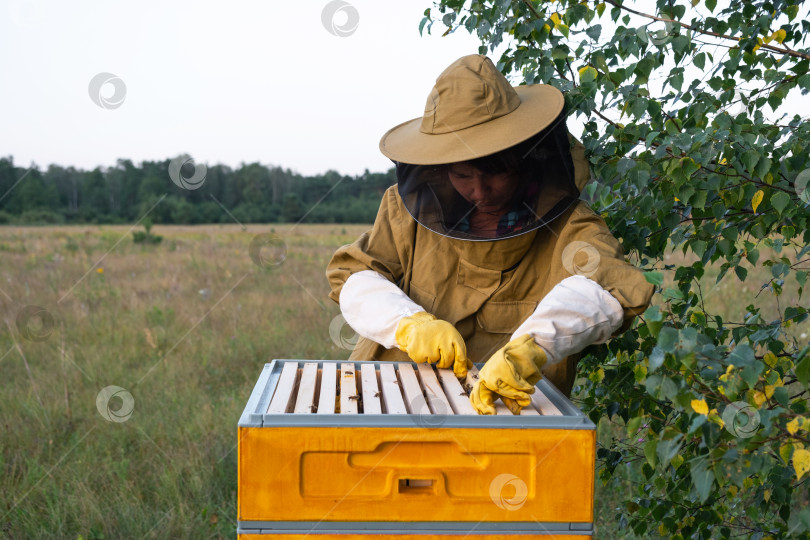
[{"left": 238, "top": 360, "right": 595, "bottom": 538}]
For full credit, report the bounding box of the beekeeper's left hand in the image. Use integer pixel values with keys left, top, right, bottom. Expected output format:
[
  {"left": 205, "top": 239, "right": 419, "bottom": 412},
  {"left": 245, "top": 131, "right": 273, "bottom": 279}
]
[{"left": 470, "top": 334, "right": 546, "bottom": 415}]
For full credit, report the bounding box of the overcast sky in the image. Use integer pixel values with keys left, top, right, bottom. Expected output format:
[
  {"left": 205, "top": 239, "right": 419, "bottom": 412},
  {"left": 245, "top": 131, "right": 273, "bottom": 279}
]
[
  {"left": 2, "top": 1, "right": 807, "bottom": 178},
  {"left": 1, "top": 0, "right": 495, "bottom": 176}
]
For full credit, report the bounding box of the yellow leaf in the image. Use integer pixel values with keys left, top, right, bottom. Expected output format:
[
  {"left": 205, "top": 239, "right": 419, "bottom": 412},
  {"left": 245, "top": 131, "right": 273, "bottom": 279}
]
[
  {"left": 692, "top": 399, "right": 709, "bottom": 415},
  {"left": 787, "top": 417, "right": 801, "bottom": 435},
  {"left": 764, "top": 385, "right": 775, "bottom": 399},
  {"left": 752, "top": 190, "right": 764, "bottom": 212},
  {"left": 671, "top": 454, "right": 684, "bottom": 469},
  {"left": 728, "top": 485, "right": 738, "bottom": 497},
  {"left": 773, "top": 29, "right": 786, "bottom": 44},
  {"left": 550, "top": 12, "right": 562, "bottom": 28},
  {"left": 753, "top": 390, "right": 767, "bottom": 407},
  {"left": 752, "top": 37, "right": 763, "bottom": 53},
  {"left": 744, "top": 477, "right": 753, "bottom": 489},
  {"left": 793, "top": 448, "right": 810, "bottom": 480},
  {"left": 763, "top": 489, "right": 771, "bottom": 502},
  {"left": 708, "top": 409, "right": 724, "bottom": 428},
  {"left": 764, "top": 352, "right": 778, "bottom": 368}
]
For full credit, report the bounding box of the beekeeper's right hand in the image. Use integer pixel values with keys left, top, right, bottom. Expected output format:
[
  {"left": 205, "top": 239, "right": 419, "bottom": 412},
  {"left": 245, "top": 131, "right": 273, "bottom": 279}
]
[
  {"left": 395, "top": 312, "right": 472, "bottom": 378},
  {"left": 338, "top": 270, "right": 471, "bottom": 379}
]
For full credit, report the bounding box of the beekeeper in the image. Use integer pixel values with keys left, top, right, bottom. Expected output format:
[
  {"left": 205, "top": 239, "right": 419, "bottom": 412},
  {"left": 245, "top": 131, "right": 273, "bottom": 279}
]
[{"left": 326, "top": 55, "right": 654, "bottom": 415}]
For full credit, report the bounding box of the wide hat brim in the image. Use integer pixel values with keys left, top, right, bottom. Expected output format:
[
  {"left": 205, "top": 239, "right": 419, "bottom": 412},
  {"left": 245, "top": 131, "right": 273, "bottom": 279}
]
[{"left": 379, "top": 84, "right": 564, "bottom": 166}]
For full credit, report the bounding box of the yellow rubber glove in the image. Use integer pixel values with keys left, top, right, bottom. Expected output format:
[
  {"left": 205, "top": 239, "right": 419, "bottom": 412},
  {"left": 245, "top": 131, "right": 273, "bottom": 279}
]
[
  {"left": 470, "top": 334, "right": 547, "bottom": 415},
  {"left": 395, "top": 312, "right": 472, "bottom": 379}
]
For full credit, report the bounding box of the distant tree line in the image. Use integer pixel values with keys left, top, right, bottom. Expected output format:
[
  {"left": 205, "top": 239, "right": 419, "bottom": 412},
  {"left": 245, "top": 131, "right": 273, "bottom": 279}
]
[{"left": 0, "top": 156, "right": 396, "bottom": 225}]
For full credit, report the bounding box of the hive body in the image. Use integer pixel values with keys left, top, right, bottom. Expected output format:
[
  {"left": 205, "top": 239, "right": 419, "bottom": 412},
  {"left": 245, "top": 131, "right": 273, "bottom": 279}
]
[{"left": 238, "top": 360, "right": 595, "bottom": 538}]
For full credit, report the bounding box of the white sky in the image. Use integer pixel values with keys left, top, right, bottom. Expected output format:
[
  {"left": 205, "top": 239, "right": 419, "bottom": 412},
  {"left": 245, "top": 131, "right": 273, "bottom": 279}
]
[
  {"left": 2, "top": 1, "right": 807, "bottom": 177},
  {"left": 1, "top": 0, "right": 494, "bottom": 176}
]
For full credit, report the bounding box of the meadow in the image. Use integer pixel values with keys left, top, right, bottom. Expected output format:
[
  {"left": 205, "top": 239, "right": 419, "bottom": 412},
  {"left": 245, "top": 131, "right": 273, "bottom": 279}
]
[{"left": 1, "top": 223, "right": 807, "bottom": 539}]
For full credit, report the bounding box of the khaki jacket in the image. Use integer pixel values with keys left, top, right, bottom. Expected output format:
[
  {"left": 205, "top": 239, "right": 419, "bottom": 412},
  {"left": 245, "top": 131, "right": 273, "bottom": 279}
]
[{"left": 326, "top": 189, "right": 653, "bottom": 396}]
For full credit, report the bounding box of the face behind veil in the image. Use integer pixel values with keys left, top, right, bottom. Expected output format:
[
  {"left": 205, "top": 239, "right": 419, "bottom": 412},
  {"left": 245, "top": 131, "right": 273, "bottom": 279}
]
[{"left": 395, "top": 110, "right": 581, "bottom": 241}]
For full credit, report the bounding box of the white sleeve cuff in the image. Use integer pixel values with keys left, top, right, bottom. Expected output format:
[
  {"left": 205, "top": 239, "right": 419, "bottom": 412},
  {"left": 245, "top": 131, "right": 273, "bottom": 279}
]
[
  {"left": 339, "top": 270, "right": 426, "bottom": 349},
  {"left": 510, "top": 275, "right": 624, "bottom": 365}
]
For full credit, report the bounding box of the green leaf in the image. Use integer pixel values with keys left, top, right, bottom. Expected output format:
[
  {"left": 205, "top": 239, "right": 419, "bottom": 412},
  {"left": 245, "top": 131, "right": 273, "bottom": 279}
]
[
  {"left": 648, "top": 347, "right": 666, "bottom": 372},
  {"left": 741, "top": 363, "right": 764, "bottom": 388},
  {"left": 670, "top": 72, "right": 684, "bottom": 91},
  {"left": 644, "top": 439, "right": 658, "bottom": 467},
  {"left": 691, "top": 240, "right": 708, "bottom": 258},
  {"left": 657, "top": 327, "right": 679, "bottom": 352},
  {"left": 796, "top": 354, "right": 810, "bottom": 388},
  {"left": 706, "top": 0, "right": 717, "bottom": 12},
  {"left": 617, "top": 157, "right": 636, "bottom": 175},
  {"left": 770, "top": 191, "right": 791, "bottom": 215},
  {"left": 585, "top": 24, "right": 602, "bottom": 41},
  {"left": 656, "top": 435, "right": 683, "bottom": 468},
  {"left": 694, "top": 52, "right": 706, "bottom": 70},
  {"left": 729, "top": 344, "right": 756, "bottom": 367},
  {"left": 626, "top": 415, "right": 642, "bottom": 437},
  {"left": 742, "top": 150, "right": 760, "bottom": 172},
  {"left": 644, "top": 271, "right": 663, "bottom": 286},
  {"left": 690, "top": 456, "right": 715, "bottom": 503}
]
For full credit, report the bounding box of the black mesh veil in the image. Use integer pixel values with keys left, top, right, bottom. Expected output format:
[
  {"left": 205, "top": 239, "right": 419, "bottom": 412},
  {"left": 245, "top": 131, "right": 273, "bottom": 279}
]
[{"left": 395, "top": 110, "right": 581, "bottom": 241}]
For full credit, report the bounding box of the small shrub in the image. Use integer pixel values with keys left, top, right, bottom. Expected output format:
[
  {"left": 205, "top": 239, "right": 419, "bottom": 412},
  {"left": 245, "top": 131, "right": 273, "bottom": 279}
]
[{"left": 132, "top": 220, "right": 162, "bottom": 245}]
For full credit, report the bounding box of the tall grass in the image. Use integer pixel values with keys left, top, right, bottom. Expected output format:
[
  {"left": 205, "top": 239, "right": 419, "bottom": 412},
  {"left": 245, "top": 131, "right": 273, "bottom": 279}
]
[{"left": 1, "top": 224, "right": 806, "bottom": 539}]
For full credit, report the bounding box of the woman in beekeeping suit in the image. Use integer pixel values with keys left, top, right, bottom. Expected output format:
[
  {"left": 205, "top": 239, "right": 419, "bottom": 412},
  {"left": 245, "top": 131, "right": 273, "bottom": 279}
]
[{"left": 326, "top": 55, "right": 654, "bottom": 415}]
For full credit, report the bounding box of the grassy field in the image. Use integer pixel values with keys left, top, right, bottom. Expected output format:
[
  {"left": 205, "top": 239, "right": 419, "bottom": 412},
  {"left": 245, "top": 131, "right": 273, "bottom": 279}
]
[{"left": 1, "top": 223, "right": 807, "bottom": 539}]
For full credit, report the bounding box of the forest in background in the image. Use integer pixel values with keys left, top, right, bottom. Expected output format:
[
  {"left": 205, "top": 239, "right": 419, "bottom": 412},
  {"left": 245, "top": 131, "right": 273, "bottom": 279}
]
[{"left": 0, "top": 156, "right": 396, "bottom": 225}]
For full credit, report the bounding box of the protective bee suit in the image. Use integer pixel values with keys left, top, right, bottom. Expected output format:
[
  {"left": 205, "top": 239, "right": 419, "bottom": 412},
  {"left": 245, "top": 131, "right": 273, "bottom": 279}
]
[{"left": 326, "top": 55, "right": 653, "bottom": 407}]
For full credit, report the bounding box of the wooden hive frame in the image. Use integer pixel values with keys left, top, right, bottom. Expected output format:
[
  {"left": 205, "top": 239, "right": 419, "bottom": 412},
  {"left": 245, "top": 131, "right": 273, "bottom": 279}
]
[{"left": 264, "top": 361, "right": 563, "bottom": 417}]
